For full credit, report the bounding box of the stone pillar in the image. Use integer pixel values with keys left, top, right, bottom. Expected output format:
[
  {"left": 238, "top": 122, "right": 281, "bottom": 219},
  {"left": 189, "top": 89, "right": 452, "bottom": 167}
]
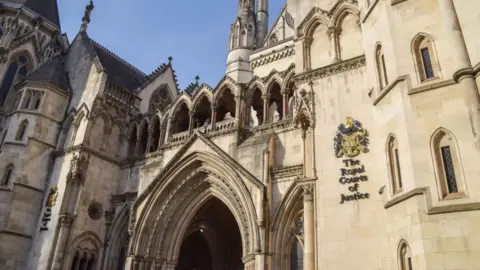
[
  {"left": 134, "top": 134, "right": 141, "bottom": 156},
  {"left": 262, "top": 94, "right": 270, "bottom": 125},
  {"left": 188, "top": 111, "right": 195, "bottom": 135},
  {"left": 281, "top": 89, "right": 288, "bottom": 119},
  {"left": 301, "top": 127, "right": 307, "bottom": 178},
  {"left": 211, "top": 105, "right": 218, "bottom": 131},
  {"left": 143, "top": 257, "right": 153, "bottom": 270},
  {"left": 146, "top": 129, "right": 154, "bottom": 153},
  {"left": 131, "top": 256, "right": 142, "bottom": 270},
  {"left": 438, "top": 0, "right": 480, "bottom": 145},
  {"left": 51, "top": 215, "right": 75, "bottom": 270},
  {"left": 303, "top": 37, "right": 312, "bottom": 71},
  {"left": 303, "top": 185, "right": 315, "bottom": 270},
  {"left": 327, "top": 27, "right": 341, "bottom": 63}
]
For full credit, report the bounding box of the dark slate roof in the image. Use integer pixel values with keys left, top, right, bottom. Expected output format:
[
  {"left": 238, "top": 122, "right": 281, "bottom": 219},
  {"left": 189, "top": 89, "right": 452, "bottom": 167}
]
[
  {"left": 90, "top": 40, "right": 146, "bottom": 91},
  {"left": 26, "top": 56, "right": 69, "bottom": 91},
  {"left": 25, "top": 0, "right": 61, "bottom": 28}
]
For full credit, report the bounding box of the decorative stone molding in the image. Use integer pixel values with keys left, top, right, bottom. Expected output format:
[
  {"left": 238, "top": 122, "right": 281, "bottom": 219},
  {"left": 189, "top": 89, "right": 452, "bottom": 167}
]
[
  {"left": 251, "top": 47, "right": 295, "bottom": 68},
  {"left": 293, "top": 55, "right": 366, "bottom": 84},
  {"left": 302, "top": 184, "right": 314, "bottom": 202},
  {"left": 271, "top": 165, "right": 303, "bottom": 179}
]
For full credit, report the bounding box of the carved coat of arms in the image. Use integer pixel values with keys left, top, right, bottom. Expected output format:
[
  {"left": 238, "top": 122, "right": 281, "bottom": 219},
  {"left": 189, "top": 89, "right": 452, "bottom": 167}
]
[{"left": 334, "top": 117, "right": 369, "bottom": 158}]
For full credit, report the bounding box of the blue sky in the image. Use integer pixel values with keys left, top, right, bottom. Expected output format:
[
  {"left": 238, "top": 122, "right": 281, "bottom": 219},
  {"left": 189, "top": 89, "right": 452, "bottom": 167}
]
[{"left": 57, "top": 0, "right": 285, "bottom": 89}]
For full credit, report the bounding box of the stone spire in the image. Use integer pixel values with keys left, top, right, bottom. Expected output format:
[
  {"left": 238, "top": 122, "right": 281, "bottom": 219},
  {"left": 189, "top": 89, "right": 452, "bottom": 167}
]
[{"left": 80, "top": 0, "right": 94, "bottom": 32}]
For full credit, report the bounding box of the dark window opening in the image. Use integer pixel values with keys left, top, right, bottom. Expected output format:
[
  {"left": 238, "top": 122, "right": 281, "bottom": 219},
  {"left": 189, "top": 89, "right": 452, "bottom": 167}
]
[
  {"left": 421, "top": 48, "right": 434, "bottom": 79},
  {"left": 441, "top": 146, "right": 458, "bottom": 193}
]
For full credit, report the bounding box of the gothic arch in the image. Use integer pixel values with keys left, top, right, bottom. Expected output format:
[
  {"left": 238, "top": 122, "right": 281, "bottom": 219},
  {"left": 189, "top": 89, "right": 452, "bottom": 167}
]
[
  {"left": 65, "top": 231, "right": 103, "bottom": 270},
  {"left": 212, "top": 84, "right": 236, "bottom": 106},
  {"left": 271, "top": 182, "right": 305, "bottom": 270},
  {"left": 264, "top": 75, "right": 283, "bottom": 96},
  {"left": 302, "top": 12, "right": 331, "bottom": 38},
  {"left": 331, "top": 3, "right": 360, "bottom": 28},
  {"left": 192, "top": 90, "right": 213, "bottom": 112},
  {"left": 103, "top": 204, "right": 130, "bottom": 270},
  {"left": 130, "top": 151, "right": 262, "bottom": 266},
  {"left": 246, "top": 81, "right": 265, "bottom": 102},
  {"left": 168, "top": 95, "right": 192, "bottom": 119},
  {"left": 410, "top": 32, "right": 441, "bottom": 82},
  {"left": 282, "top": 64, "right": 296, "bottom": 90}
]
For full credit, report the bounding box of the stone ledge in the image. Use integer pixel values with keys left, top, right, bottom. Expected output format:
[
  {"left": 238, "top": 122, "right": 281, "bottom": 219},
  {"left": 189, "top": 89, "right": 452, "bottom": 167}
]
[
  {"left": 0, "top": 229, "right": 32, "bottom": 239},
  {"left": 384, "top": 187, "right": 480, "bottom": 215}
]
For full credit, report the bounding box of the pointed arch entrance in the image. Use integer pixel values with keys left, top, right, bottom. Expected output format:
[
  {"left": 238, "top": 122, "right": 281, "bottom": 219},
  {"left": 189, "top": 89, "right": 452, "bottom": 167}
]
[
  {"left": 128, "top": 149, "right": 263, "bottom": 270},
  {"left": 177, "top": 197, "right": 243, "bottom": 270}
]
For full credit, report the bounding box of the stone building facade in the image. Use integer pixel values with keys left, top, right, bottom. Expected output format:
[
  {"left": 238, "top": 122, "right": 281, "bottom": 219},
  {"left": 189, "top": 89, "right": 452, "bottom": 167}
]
[{"left": 0, "top": 0, "right": 480, "bottom": 269}]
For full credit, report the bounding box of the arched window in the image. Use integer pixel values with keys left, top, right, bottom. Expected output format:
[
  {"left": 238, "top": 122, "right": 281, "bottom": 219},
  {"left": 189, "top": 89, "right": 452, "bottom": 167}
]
[
  {"left": 267, "top": 81, "right": 283, "bottom": 123},
  {"left": 2, "top": 164, "right": 13, "bottom": 186},
  {"left": 431, "top": 128, "right": 465, "bottom": 199},
  {"left": 290, "top": 239, "right": 303, "bottom": 270},
  {"left": 0, "top": 54, "right": 30, "bottom": 106},
  {"left": 21, "top": 92, "right": 31, "bottom": 109},
  {"left": 15, "top": 119, "right": 28, "bottom": 140},
  {"left": 387, "top": 135, "right": 403, "bottom": 194},
  {"left": 412, "top": 34, "right": 440, "bottom": 82},
  {"left": 398, "top": 241, "right": 413, "bottom": 270},
  {"left": 249, "top": 88, "right": 263, "bottom": 126},
  {"left": 138, "top": 121, "right": 149, "bottom": 156},
  {"left": 375, "top": 45, "right": 388, "bottom": 89}
]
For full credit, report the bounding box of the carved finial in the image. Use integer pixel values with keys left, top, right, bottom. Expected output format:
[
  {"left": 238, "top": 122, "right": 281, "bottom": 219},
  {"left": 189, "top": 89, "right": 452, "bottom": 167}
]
[
  {"left": 80, "top": 1, "right": 95, "bottom": 32},
  {"left": 168, "top": 56, "right": 173, "bottom": 64},
  {"left": 195, "top": 75, "right": 200, "bottom": 85}
]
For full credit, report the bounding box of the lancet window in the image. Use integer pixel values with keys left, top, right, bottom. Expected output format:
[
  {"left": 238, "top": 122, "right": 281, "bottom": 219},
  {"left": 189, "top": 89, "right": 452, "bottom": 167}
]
[
  {"left": 1, "top": 164, "right": 13, "bottom": 186},
  {"left": 0, "top": 54, "right": 31, "bottom": 106},
  {"left": 387, "top": 135, "right": 403, "bottom": 194},
  {"left": 412, "top": 34, "right": 440, "bottom": 82}
]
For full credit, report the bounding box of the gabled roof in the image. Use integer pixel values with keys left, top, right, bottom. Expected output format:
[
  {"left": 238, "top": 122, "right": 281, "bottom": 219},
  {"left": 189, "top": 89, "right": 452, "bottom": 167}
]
[
  {"left": 24, "top": 0, "right": 61, "bottom": 29},
  {"left": 26, "top": 56, "right": 69, "bottom": 91},
  {"left": 89, "top": 39, "right": 146, "bottom": 91}
]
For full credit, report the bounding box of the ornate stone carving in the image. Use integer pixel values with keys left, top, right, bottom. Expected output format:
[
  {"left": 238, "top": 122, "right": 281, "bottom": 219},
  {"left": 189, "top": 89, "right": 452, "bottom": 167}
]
[
  {"left": 302, "top": 184, "right": 314, "bottom": 202},
  {"left": 66, "top": 153, "right": 90, "bottom": 183},
  {"left": 88, "top": 201, "right": 103, "bottom": 220},
  {"left": 293, "top": 55, "right": 366, "bottom": 84},
  {"left": 333, "top": 117, "right": 369, "bottom": 158}
]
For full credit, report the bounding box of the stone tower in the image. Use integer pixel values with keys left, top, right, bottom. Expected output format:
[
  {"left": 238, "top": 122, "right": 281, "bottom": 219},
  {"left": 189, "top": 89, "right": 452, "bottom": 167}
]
[{"left": 226, "top": 0, "right": 268, "bottom": 83}]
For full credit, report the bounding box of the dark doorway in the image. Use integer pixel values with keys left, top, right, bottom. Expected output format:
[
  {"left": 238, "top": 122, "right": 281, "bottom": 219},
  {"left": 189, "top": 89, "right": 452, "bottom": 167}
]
[{"left": 176, "top": 198, "right": 243, "bottom": 270}]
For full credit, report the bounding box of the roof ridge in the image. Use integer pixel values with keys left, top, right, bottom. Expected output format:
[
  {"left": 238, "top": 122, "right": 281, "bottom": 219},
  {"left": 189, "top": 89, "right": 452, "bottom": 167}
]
[
  {"left": 90, "top": 38, "right": 146, "bottom": 77},
  {"left": 138, "top": 57, "right": 180, "bottom": 93}
]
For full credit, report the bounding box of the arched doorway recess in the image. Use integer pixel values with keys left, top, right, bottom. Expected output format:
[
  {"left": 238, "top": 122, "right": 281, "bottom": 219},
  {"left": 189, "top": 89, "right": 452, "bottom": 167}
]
[
  {"left": 176, "top": 197, "right": 243, "bottom": 270},
  {"left": 128, "top": 148, "right": 264, "bottom": 270}
]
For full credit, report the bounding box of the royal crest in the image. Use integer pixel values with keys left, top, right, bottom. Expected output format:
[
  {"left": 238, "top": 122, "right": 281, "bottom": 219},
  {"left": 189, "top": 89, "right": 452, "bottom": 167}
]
[{"left": 334, "top": 117, "right": 369, "bottom": 158}]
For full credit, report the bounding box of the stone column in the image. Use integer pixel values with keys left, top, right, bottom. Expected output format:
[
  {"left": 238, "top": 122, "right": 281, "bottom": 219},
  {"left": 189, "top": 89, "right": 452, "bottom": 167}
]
[
  {"left": 438, "top": 0, "right": 480, "bottom": 145},
  {"left": 328, "top": 27, "right": 341, "bottom": 63},
  {"left": 281, "top": 89, "right": 288, "bottom": 119},
  {"left": 303, "top": 185, "right": 315, "bottom": 270},
  {"left": 303, "top": 37, "right": 312, "bottom": 71},
  {"left": 211, "top": 104, "right": 218, "bottom": 131},
  {"left": 51, "top": 215, "right": 75, "bottom": 270},
  {"left": 134, "top": 134, "right": 141, "bottom": 156},
  {"left": 301, "top": 127, "right": 307, "bottom": 178},
  {"left": 143, "top": 257, "right": 153, "bottom": 270},
  {"left": 262, "top": 94, "right": 270, "bottom": 125},
  {"left": 188, "top": 111, "right": 195, "bottom": 135},
  {"left": 147, "top": 129, "right": 155, "bottom": 153}
]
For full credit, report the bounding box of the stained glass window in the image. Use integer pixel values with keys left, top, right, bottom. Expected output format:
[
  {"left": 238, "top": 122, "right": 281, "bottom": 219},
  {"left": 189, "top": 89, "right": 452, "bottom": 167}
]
[
  {"left": 0, "top": 54, "right": 30, "bottom": 106},
  {"left": 441, "top": 146, "right": 458, "bottom": 193}
]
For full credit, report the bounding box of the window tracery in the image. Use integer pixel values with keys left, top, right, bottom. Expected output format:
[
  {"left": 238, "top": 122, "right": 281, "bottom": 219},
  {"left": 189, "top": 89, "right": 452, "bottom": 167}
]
[
  {"left": 71, "top": 251, "right": 96, "bottom": 270},
  {"left": 0, "top": 54, "right": 31, "bottom": 106},
  {"left": 148, "top": 87, "right": 172, "bottom": 115},
  {"left": 21, "top": 90, "right": 44, "bottom": 110}
]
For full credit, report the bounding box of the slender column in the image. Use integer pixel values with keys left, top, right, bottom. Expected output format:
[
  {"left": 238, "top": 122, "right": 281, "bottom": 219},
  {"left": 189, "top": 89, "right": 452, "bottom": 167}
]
[
  {"left": 301, "top": 127, "right": 307, "bottom": 178},
  {"left": 51, "top": 215, "right": 75, "bottom": 270},
  {"left": 303, "top": 37, "right": 312, "bottom": 71},
  {"left": 143, "top": 257, "right": 153, "bottom": 270},
  {"left": 131, "top": 256, "right": 141, "bottom": 270},
  {"left": 145, "top": 129, "right": 154, "bottom": 153},
  {"left": 281, "top": 89, "right": 288, "bottom": 119},
  {"left": 328, "top": 27, "right": 341, "bottom": 63},
  {"left": 211, "top": 105, "right": 218, "bottom": 131},
  {"left": 262, "top": 94, "right": 270, "bottom": 125},
  {"left": 437, "top": 0, "right": 480, "bottom": 145},
  {"left": 303, "top": 185, "right": 315, "bottom": 270},
  {"left": 134, "top": 134, "right": 141, "bottom": 156},
  {"left": 188, "top": 111, "right": 195, "bottom": 135}
]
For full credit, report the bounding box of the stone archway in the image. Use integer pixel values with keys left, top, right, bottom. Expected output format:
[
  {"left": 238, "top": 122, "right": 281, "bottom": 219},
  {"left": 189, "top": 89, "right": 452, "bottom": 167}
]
[
  {"left": 176, "top": 197, "right": 243, "bottom": 270},
  {"left": 128, "top": 150, "right": 263, "bottom": 270}
]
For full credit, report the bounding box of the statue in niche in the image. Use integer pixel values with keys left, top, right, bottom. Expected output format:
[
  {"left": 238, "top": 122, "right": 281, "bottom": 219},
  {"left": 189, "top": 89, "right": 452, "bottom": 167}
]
[
  {"left": 250, "top": 106, "right": 258, "bottom": 127},
  {"left": 269, "top": 101, "right": 280, "bottom": 123}
]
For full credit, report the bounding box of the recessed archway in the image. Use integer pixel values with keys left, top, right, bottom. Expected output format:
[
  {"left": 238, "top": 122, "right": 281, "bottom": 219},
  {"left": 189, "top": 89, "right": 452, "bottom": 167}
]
[{"left": 176, "top": 197, "right": 243, "bottom": 270}]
